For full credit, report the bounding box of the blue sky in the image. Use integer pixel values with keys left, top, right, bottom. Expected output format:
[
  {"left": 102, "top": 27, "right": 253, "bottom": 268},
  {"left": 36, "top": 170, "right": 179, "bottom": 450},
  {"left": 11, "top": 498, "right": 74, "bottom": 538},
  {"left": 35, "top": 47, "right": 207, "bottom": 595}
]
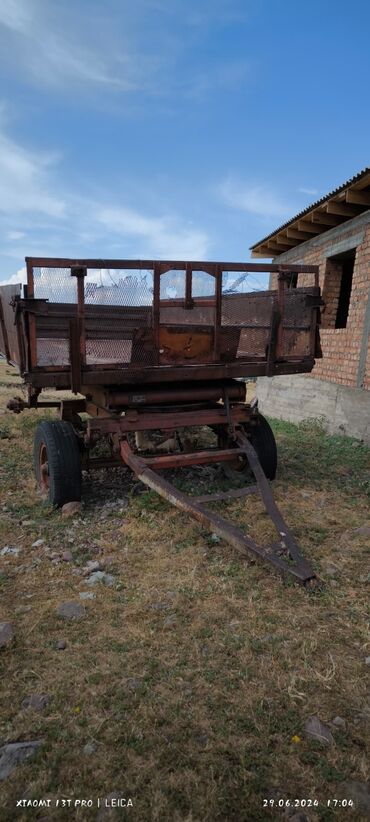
[{"left": 0, "top": 0, "right": 370, "bottom": 284}]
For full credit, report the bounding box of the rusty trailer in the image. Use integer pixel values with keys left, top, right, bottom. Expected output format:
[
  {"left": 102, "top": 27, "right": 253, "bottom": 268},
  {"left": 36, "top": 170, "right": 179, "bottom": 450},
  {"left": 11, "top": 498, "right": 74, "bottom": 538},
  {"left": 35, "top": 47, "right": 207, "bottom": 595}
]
[{"left": 0, "top": 257, "right": 323, "bottom": 586}]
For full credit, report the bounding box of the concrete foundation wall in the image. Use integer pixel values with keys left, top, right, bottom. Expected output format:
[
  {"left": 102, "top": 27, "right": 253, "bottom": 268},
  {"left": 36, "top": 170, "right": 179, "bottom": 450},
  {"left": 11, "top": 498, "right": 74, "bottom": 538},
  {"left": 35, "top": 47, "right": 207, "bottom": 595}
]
[{"left": 256, "top": 374, "right": 370, "bottom": 443}]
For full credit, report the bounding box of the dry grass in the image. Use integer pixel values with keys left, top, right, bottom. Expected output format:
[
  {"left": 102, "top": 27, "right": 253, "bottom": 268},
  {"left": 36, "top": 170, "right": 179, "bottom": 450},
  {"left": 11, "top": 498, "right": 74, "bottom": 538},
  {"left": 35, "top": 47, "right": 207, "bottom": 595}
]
[{"left": 0, "top": 360, "right": 369, "bottom": 820}]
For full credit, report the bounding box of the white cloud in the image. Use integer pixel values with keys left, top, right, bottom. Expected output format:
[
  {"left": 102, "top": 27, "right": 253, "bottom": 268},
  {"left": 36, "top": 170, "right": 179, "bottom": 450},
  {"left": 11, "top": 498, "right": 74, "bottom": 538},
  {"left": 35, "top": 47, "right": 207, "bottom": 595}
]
[
  {"left": 6, "top": 230, "right": 25, "bottom": 241},
  {"left": 218, "top": 177, "right": 293, "bottom": 219},
  {"left": 0, "top": 0, "right": 139, "bottom": 91},
  {"left": 0, "top": 266, "right": 26, "bottom": 286},
  {"left": 299, "top": 187, "right": 319, "bottom": 196},
  {"left": 96, "top": 206, "right": 209, "bottom": 259},
  {"left": 0, "top": 127, "right": 65, "bottom": 218},
  {"left": 0, "top": 123, "right": 210, "bottom": 281}
]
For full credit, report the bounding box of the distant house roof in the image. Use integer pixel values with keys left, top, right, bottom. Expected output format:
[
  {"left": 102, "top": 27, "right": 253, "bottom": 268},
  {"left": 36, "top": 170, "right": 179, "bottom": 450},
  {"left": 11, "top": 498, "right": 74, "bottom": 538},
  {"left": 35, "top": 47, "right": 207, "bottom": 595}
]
[{"left": 250, "top": 167, "right": 370, "bottom": 258}]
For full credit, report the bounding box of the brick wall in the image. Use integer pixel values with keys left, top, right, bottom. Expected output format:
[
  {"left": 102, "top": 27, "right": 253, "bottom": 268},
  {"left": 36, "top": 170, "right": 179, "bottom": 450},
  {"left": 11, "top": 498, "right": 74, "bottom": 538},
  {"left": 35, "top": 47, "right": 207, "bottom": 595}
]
[{"left": 269, "top": 213, "right": 370, "bottom": 391}]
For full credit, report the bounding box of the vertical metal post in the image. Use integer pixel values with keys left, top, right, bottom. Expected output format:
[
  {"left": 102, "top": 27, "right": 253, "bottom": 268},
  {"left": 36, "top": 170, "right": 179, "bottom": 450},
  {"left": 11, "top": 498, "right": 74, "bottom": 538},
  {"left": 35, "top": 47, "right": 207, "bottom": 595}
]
[
  {"left": 153, "top": 262, "right": 160, "bottom": 365},
  {"left": 71, "top": 267, "right": 87, "bottom": 366},
  {"left": 214, "top": 265, "right": 222, "bottom": 361},
  {"left": 25, "top": 258, "right": 38, "bottom": 369},
  {"left": 185, "top": 262, "right": 193, "bottom": 309},
  {"left": 276, "top": 270, "right": 286, "bottom": 359}
]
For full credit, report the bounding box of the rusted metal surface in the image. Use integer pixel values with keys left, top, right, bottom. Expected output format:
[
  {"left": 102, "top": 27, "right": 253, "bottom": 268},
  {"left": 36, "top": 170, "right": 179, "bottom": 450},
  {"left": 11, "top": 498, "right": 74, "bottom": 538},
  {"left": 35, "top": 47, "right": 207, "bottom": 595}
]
[
  {"left": 119, "top": 436, "right": 318, "bottom": 585},
  {"left": 0, "top": 257, "right": 321, "bottom": 391},
  {"left": 107, "top": 380, "right": 246, "bottom": 408}
]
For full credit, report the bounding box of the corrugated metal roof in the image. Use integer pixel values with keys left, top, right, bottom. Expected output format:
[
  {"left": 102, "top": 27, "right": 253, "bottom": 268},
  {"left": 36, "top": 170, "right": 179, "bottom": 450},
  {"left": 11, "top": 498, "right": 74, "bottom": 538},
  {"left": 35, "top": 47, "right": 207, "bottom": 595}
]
[{"left": 250, "top": 166, "right": 370, "bottom": 251}]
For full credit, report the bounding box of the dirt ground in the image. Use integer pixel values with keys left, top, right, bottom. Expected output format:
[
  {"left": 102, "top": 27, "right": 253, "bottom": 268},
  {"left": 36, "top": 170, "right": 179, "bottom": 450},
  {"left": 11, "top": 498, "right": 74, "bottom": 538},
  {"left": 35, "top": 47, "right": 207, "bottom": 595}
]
[{"left": 0, "top": 358, "right": 369, "bottom": 821}]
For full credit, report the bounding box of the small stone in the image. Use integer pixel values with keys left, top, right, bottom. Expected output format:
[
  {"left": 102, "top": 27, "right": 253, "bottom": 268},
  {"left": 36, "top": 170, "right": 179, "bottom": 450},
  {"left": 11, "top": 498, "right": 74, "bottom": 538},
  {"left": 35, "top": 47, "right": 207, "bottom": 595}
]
[
  {"left": 352, "top": 525, "right": 370, "bottom": 538},
  {"left": 0, "top": 546, "right": 20, "bottom": 556},
  {"left": 82, "top": 560, "right": 101, "bottom": 575},
  {"left": 210, "top": 533, "right": 221, "bottom": 543},
  {"left": 0, "top": 740, "right": 43, "bottom": 781},
  {"left": 62, "top": 501, "right": 82, "bottom": 518},
  {"left": 21, "top": 520, "right": 35, "bottom": 526},
  {"left": 195, "top": 732, "right": 208, "bottom": 747},
  {"left": 85, "top": 571, "right": 115, "bottom": 587},
  {"left": 57, "top": 640, "right": 67, "bottom": 650},
  {"left": 21, "top": 694, "right": 50, "bottom": 712},
  {"left": 31, "top": 539, "right": 44, "bottom": 548},
  {"left": 365, "top": 657, "right": 370, "bottom": 666},
  {"left": 331, "top": 716, "right": 346, "bottom": 730},
  {"left": 61, "top": 550, "right": 73, "bottom": 562},
  {"left": 57, "top": 601, "right": 85, "bottom": 620},
  {"left": 126, "top": 678, "right": 142, "bottom": 691},
  {"left": 164, "top": 614, "right": 177, "bottom": 627},
  {"left": 0, "top": 623, "right": 14, "bottom": 648},
  {"left": 79, "top": 592, "right": 96, "bottom": 600},
  {"left": 83, "top": 742, "right": 97, "bottom": 755},
  {"left": 304, "top": 715, "right": 334, "bottom": 745},
  {"left": 15, "top": 605, "right": 32, "bottom": 614},
  {"left": 329, "top": 579, "right": 339, "bottom": 588},
  {"left": 300, "top": 490, "right": 310, "bottom": 498},
  {"left": 150, "top": 602, "right": 170, "bottom": 611},
  {"left": 339, "top": 781, "right": 370, "bottom": 814},
  {"left": 324, "top": 563, "right": 340, "bottom": 578}
]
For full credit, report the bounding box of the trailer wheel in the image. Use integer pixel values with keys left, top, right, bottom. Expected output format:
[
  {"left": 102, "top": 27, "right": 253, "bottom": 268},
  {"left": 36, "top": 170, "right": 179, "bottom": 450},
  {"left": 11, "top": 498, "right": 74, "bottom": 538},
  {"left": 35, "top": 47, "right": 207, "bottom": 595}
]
[
  {"left": 34, "top": 420, "right": 82, "bottom": 506},
  {"left": 248, "top": 414, "right": 277, "bottom": 480}
]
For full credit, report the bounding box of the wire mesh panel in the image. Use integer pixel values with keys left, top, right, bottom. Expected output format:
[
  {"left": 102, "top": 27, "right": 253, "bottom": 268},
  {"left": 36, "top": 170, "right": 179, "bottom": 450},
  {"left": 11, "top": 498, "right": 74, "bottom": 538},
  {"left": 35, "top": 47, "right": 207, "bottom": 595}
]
[
  {"left": 84, "top": 268, "right": 154, "bottom": 366},
  {"left": 32, "top": 268, "right": 77, "bottom": 366},
  {"left": 221, "top": 272, "right": 274, "bottom": 360}
]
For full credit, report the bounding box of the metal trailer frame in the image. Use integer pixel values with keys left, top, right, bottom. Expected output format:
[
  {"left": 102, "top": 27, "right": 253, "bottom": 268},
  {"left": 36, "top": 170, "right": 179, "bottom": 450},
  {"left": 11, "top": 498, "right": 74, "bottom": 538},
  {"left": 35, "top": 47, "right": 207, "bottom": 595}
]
[{"left": 0, "top": 257, "right": 323, "bottom": 588}]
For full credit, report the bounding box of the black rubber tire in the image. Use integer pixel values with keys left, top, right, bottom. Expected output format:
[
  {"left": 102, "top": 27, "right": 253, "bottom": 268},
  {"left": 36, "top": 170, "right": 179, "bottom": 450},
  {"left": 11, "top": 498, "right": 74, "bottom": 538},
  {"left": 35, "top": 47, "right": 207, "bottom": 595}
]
[
  {"left": 34, "top": 420, "right": 82, "bottom": 506},
  {"left": 249, "top": 414, "right": 277, "bottom": 481}
]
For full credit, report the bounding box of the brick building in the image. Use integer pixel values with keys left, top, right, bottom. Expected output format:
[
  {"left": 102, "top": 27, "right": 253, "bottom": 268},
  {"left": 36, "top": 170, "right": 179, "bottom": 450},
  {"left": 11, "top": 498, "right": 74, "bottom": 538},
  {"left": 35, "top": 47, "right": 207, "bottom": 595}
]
[{"left": 250, "top": 168, "right": 370, "bottom": 443}]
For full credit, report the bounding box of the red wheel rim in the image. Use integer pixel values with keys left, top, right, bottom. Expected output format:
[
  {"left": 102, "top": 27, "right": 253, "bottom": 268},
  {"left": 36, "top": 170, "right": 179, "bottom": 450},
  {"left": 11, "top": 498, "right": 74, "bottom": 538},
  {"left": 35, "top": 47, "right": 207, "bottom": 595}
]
[{"left": 38, "top": 443, "right": 50, "bottom": 494}]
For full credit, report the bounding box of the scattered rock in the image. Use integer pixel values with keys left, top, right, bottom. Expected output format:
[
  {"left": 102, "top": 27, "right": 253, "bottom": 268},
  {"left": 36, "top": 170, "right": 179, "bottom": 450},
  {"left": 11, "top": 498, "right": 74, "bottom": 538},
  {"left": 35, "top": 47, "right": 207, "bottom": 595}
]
[
  {"left": 57, "top": 601, "right": 85, "bottom": 620},
  {"left": 15, "top": 605, "right": 32, "bottom": 614},
  {"left": 324, "top": 563, "right": 340, "bottom": 578},
  {"left": 195, "top": 732, "right": 208, "bottom": 747},
  {"left": 48, "top": 551, "right": 60, "bottom": 561},
  {"left": 331, "top": 716, "right": 346, "bottom": 730},
  {"left": 0, "top": 740, "right": 43, "bottom": 780},
  {"left": 126, "top": 678, "right": 142, "bottom": 691},
  {"left": 57, "top": 640, "right": 67, "bottom": 650},
  {"left": 0, "top": 545, "right": 20, "bottom": 556},
  {"left": 21, "top": 694, "right": 50, "bottom": 712},
  {"left": 21, "top": 520, "right": 35, "bottom": 526},
  {"left": 61, "top": 550, "right": 74, "bottom": 562},
  {"left": 365, "top": 657, "right": 370, "bottom": 666},
  {"left": 164, "top": 614, "right": 177, "bottom": 627},
  {"left": 150, "top": 602, "right": 170, "bottom": 611},
  {"left": 304, "top": 715, "right": 334, "bottom": 745},
  {"left": 61, "top": 501, "right": 82, "bottom": 519},
  {"left": 300, "top": 490, "right": 310, "bottom": 498},
  {"left": 0, "top": 623, "right": 14, "bottom": 648},
  {"left": 82, "top": 560, "right": 101, "bottom": 575},
  {"left": 339, "top": 781, "right": 370, "bottom": 814},
  {"left": 210, "top": 533, "right": 221, "bottom": 543},
  {"left": 352, "top": 525, "right": 370, "bottom": 538},
  {"left": 79, "top": 592, "right": 96, "bottom": 600},
  {"left": 85, "top": 571, "right": 115, "bottom": 587},
  {"left": 329, "top": 579, "right": 339, "bottom": 588},
  {"left": 31, "top": 539, "right": 44, "bottom": 548},
  {"left": 83, "top": 742, "right": 97, "bottom": 755}
]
